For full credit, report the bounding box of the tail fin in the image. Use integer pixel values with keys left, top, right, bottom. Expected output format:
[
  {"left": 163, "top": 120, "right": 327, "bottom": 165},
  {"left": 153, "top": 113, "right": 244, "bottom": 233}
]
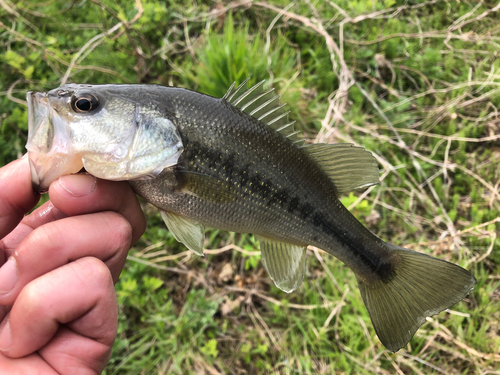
[{"left": 357, "top": 245, "right": 476, "bottom": 352}]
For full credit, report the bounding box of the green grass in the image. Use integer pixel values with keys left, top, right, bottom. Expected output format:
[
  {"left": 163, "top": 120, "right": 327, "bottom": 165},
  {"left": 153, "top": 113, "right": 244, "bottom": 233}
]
[{"left": 1, "top": 0, "right": 500, "bottom": 373}]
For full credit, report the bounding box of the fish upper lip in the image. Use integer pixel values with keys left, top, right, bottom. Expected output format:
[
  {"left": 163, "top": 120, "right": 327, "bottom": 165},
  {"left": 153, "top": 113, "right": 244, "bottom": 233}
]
[
  {"left": 26, "top": 91, "right": 54, "bottom": 193},
  {"left": 27, "top": 91, "right": 48, "bottom": 138},
  {"left": 27, "top": 91, "right": 46, "bottom": 192}
]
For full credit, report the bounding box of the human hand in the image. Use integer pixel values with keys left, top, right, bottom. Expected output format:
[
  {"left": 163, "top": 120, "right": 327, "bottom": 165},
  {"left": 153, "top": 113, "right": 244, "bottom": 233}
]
[{"left": 0, "top": 157, "right": 146, "bottom": 374}]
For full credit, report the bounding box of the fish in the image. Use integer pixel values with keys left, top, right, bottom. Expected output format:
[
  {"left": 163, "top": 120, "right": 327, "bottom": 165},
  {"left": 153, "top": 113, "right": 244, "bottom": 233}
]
[{"left": 25, "top": 79, "right": 476, "bottom": 352}]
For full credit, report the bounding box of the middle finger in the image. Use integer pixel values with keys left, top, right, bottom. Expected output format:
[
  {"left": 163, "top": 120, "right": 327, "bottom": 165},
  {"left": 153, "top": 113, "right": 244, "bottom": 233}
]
[{"left": 0, "top": 211, "right": 132, "bottom": 305}]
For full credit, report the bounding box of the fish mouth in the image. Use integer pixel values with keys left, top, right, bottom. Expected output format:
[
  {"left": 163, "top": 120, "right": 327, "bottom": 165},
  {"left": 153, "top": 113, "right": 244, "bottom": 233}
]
[{"left": 26, "top": 91, "right": 83, "bottom": 193}]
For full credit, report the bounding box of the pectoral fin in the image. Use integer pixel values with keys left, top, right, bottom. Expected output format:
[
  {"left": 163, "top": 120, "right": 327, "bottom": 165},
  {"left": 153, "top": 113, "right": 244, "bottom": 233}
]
[
  {"left": 256, "top": 236, "right": 307, "bottom": 293},
  {"left": 160, "top": 210, "right": 205, "bottom": 256},
  {"left": 178, "top": 170, "right": 238, "bottom": 203}
]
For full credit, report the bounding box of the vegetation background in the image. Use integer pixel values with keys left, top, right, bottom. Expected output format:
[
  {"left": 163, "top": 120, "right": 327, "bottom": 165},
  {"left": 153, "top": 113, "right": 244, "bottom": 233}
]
[{"left": 1, "top": 0, "right": 499, "bottom": 373}]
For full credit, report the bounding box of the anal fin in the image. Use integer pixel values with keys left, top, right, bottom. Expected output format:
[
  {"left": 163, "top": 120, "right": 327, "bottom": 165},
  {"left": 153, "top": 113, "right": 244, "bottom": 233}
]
[
  {"left": 160, "top": 210, "right": 205, "bottom": 256},
  {"left": 256, "top": 235, "right": 307, "bottom": 293}
]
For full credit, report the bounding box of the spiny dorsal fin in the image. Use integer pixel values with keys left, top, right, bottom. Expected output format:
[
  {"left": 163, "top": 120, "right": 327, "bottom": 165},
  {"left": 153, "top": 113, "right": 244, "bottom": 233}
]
[
  {"left": 302, "top": 143, "right": 380, "bottom": 194},
  {"left": 222, "top": 79, "right": 300, "bottom": 141},
  {"left": 256, "top": 235, "right": 307, "bottom": 293}
]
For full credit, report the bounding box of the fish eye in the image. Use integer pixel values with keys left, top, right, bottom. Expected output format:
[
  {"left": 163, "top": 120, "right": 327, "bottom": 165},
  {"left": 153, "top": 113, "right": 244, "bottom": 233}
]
[{"left": 72, "top": 93, "right": 99, "bottom": 113}]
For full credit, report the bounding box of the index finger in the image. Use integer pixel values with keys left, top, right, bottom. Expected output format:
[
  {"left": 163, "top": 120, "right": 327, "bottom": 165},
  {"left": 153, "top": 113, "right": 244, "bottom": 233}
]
[
  {"left": 48, "top": 174, "right": 146, "bottom": 244},
  {"left": 0, "top": 158, "right": 40, "bottom": 240}
]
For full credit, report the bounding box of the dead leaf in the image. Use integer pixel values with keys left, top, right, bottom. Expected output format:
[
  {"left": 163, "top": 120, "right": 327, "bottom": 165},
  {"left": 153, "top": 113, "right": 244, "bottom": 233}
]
[{"left": 218, "top": 262, "right": 234, "bottom": 284}]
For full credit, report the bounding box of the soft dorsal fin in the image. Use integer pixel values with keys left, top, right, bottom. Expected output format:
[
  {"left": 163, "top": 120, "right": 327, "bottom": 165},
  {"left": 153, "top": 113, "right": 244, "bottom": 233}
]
[
  {"left": 223, "top": 79, "right": 300, "bottom": 141},
  {"left": 302, "top": 143, "right": 380, "bottom": 194},
  {"left": 256, "top": 235, "right": 307, "bottom": 293}
]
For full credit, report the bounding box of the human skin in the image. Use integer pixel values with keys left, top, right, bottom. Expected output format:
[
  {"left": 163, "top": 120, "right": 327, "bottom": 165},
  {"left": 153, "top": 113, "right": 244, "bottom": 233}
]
[{"left": 0, "top": 157, "right": 146, "bottom": 374}]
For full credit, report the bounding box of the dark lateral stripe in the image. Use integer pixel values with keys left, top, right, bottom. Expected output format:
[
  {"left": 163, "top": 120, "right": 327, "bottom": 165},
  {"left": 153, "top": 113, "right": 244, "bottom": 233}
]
[
  {"left": 311, "top": 211, "right": 394, "bottom": 280},
  {"left": 184, "top": 140, "right": 391, "bottom": 279}
]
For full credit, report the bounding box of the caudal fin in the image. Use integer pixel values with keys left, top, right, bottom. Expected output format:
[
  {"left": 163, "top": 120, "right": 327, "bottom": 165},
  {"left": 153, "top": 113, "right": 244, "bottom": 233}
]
[{"left": 357, "top": 245, "right": 476, "bottom": 352}]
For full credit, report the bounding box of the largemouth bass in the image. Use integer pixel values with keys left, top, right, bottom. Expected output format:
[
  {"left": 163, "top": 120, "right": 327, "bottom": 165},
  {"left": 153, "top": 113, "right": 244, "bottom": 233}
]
[{"left": 26, "top": 79, "right": 476, "bottom": 352}]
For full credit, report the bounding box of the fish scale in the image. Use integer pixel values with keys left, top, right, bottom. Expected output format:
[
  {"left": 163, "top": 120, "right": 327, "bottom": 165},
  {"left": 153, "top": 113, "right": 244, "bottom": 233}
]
[
  {"left": 141, "top": 90, "right": 334, "bottom": 241},
  {"left": 26, "top": 79, "right": 476, "bottom": 352}
]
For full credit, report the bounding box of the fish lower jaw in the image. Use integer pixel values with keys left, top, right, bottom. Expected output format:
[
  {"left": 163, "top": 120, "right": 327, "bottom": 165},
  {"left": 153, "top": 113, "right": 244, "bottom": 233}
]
[{"left": 29, "top": 151, "right": 84, "bottom": 193}]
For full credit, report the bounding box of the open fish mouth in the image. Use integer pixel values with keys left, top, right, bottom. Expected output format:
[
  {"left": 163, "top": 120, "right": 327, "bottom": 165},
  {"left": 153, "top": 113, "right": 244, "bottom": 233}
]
[{"left": 26, "top": 91, "right": 83, "bottom": 193}]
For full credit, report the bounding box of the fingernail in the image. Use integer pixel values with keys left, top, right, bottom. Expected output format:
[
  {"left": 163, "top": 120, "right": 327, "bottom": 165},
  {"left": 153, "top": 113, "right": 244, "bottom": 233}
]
[
  {"left": 0, "top": 258, "right": 17, "bottom": 295},
  {"left": 58, "top": 174, "right": 97, "bottom": 197},
  {"left": 0, "top": 320, "right": 12, "bottom": 352}
]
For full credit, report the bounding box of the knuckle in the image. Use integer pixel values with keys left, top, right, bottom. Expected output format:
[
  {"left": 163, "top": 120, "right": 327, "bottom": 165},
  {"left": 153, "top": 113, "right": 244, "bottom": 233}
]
[
  {"left": 19, "top": 280, "right": 46, "bottom": 314},
  {"left": 28, "top": 223, "right": 63, "bottom": 251},
  {"left": 16, "top": 223, "right": 64, "bottom": 269},
  {"left": 77, "top": 257, "right": 113, "bottom": 287},
  {"left": 105, "top": 213, "right": 133, "bottom": 251},
  {"left": 71, "top": 257, "right": 114, "bottom": 300}
]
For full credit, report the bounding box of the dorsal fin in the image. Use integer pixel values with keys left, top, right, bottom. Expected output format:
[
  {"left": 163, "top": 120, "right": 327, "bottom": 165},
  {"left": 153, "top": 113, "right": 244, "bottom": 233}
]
[
  {"left": 222, "top": 79, "right": 300, "bottom": 141},
  {"left": 302, "top": 143, "right": 380, "bottom": 194}
]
